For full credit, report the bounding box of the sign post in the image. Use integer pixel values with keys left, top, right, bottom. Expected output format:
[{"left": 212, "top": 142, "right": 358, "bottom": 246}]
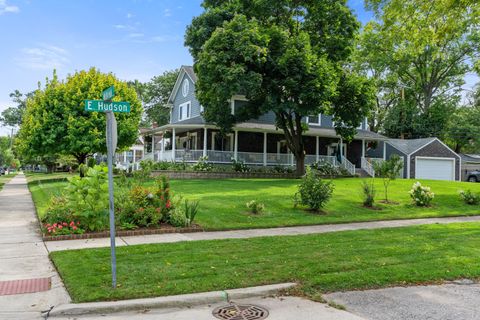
[{"left": 84, "top": 86, "right": 129, "bottom": 288}]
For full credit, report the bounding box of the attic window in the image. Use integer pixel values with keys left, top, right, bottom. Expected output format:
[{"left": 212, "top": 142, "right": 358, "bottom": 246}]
[{"left": 182, "top": 79, "right": 189, "bottom": 97}]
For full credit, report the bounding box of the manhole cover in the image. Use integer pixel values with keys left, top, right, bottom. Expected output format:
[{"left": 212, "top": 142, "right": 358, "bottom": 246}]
[{"left": 212, "top": 304, "right": 269, "bottom": 320}]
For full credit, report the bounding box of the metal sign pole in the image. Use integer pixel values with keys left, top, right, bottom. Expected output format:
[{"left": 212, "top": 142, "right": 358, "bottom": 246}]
[{"left": 106, "top": 111, "right": 117, "bottom": 288}]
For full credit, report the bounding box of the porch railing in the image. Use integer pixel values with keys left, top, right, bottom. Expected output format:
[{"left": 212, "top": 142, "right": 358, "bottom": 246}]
[
  {"left": 361, "top": 157, "right": 375, "bottom": 177},
  {"left": 340, "top": 156, "right": 356, "bottom": 175}
]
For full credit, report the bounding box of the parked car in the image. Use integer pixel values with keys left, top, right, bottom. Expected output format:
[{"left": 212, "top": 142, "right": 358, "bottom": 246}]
[
  {"left": 466, "top": 170, "right": 480, "bottom": 182},
  {"left": 0, "top": 168, "right": 4, "bottom": 175}
]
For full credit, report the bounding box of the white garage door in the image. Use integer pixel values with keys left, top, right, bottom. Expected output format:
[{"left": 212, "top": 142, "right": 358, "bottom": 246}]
[{"left": 415, "top": 158, "right": 455, "bottom": 181}]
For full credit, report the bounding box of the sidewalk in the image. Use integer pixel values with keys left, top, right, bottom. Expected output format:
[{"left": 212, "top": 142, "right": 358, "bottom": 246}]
[
  {"left": 0, "top": 174, "right": 70, "bottom": 320},
  {"left": 46, "top": 214, "right": 480, "bottom": 252}
]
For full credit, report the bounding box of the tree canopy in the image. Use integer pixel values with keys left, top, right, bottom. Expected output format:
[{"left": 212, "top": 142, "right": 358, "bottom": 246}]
[
  {"left": 356, "top": 0, "right": 480, "bottom": 138},
  {"left": 185, "top": 0, "right": 374, "bottom": 174},
  {"left": 16, "top": 68, "right": 142, "bottom": 166}
]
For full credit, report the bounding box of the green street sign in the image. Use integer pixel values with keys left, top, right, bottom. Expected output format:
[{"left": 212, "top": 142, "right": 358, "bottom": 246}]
[
  {"left": 84, "top": 100, "right": 130, "bottom": 113},
  {"left": 102, "top": 86, "right": 115, "bottom": 101}
]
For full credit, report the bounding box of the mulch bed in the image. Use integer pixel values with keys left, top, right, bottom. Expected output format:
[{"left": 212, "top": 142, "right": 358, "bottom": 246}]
[{"left": 42, "top": 224, "right": 203, "bottom": 241}]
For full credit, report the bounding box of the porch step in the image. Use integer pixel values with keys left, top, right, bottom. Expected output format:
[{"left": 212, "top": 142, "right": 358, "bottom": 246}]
[{"left": 355, "top": 168, "right": 370, "bottom": 177}]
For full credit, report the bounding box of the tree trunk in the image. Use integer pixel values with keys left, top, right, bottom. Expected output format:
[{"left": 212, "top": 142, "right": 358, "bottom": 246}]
[{"left": 295, "top": 152, "right": 305, "bottom": 177}]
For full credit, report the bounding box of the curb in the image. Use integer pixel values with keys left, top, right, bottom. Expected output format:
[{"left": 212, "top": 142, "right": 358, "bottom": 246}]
[{"left": 48, "top": 282, "right": 297, "bottom": 317}]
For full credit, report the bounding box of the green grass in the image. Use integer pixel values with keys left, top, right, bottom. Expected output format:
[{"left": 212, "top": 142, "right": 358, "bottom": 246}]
[
  {"left": 51, "top": 222, "right": 480, "bottom": 302},
  {"left": 0, "top": 173, "right": 16, "bottom": 191},
  {"left": 29, "top": 176, "right": 480, "bottom": 228}
]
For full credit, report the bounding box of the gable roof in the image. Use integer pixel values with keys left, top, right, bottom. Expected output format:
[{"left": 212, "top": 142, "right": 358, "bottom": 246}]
[
  {"left": 460, "top": 154, "right": 480, "bottom": 163},
  {"left": 386, "top": 137, "right": 436, "bottom": 155},
  {"left": 167, "top": 65, "right": 196, "bottom": 104}
]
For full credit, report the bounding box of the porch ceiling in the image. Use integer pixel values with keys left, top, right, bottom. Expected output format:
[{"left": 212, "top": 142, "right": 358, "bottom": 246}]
[{"left": 144, "top": 122, "right": 387, "bottom": 141}]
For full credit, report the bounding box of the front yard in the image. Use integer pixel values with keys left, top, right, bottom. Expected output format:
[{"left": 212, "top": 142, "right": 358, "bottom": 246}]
[
  {"left": 51, "top": 222, "right": 480, "bottom": 302},
  {"left": 28, "top": 174, "right": 480, "bottom": 230}
]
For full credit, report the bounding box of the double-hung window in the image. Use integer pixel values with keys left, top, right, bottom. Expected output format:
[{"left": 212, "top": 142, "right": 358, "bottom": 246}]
[{"left": 178, "top": 101, "right": 191, "bottom": 121}]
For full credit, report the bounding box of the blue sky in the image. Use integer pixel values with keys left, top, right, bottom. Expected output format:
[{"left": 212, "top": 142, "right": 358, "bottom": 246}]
[{"left": 0, "top": 0, "right": 476, "bottom": 135}]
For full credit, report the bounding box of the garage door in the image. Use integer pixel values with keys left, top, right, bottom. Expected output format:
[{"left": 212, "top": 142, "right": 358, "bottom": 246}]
[{"left": 415, "top": 158, "right": 455, "bottom": 181}]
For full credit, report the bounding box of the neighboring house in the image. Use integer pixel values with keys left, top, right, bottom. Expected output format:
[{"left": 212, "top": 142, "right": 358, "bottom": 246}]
[
  {"left": 459, "top": 154, "right": 480, "bottom": 181},
  {"left": 114, "top": 128, "right": 162, "bottom": 169},
  {"left": 384, "top": 138, "right": 461, "bottom": 181},
  {"left": 146, "top": 65, "right": 387, "bottom": 175}
]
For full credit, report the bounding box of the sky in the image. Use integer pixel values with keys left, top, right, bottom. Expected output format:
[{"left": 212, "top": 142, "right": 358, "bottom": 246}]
[{"left": 0, "top": 0, "right": 477, "bottom": 136}]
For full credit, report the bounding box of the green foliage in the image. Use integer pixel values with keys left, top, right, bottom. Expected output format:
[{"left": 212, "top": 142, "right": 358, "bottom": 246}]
[
  {"left": 231, "top": 159, "right": 250, "bottom": 172},
  {"left": 295, "top": 167, "right": 334, "bottom": 211},
  {"left": 246, "top": 200, "right": 265, "bottom": 214},
  {"left": 64, "top": 165, "right": 109, "bottom": 231},
  {"left": 310, "top": 161, "right": 340, "bottom": 177},
  {"left": 129, "top": 70, "right": 179, "bottom": 126},
  {"left": 133, "top": 160, "right": 154, "bottom": 182},
  {"left": 87, "top": 157, "right": 96, "bottom": 168},
  {"left": 169, "top": 197, "right": 199, "bottom": 227},
  {"left": 16, "top": 68, "right": 142, "bottom": 165},
  {"left": 374, "top": 155, "right": 403, "bottom": 202},
  {"left": 42, "top": 195, "right": 74, "bottom": 224},
  {"left": 361, "top": 180, "right": 376, "bottom": 207},
  {"left": 445, "top": 106, "right": 480, "bottom": 153},
  {"left": 192, "top": 156, "right": 213, "bottom": 171},
  {"left": 358, "top": 0, "right": 479, "bottom": 137},
  {"left": 0, "top": 90, "right": 33, "bottom": 127},
  {"left": 459, "top": 190, "right": 480, "bottom": 205},
  {"left": 186, "top": 1, "right": 374, "bottom": 174},
  {"left": 409, "top": 182, "right": 434, "bottom": 207}
]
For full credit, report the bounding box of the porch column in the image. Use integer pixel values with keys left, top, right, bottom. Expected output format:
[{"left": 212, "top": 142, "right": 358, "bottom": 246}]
[
  {"left": 383, "top": 141, "right": 386, "bottom": 160},
  {"left": 234, "top": 130, "right": 238, "bottom": 160},
  {"left": 263, "top": 132, "right": 267, "bottom": 166},
  {"left": 340, "top": 138, "right": 343, "bottom": 158},
  {"left": 362, "top": 139, "right": 366, "bottom": 158},
  {"left": 152, "top": 134, "right": 155, "bottom": 161},
  {"left": 315, "top": 136, "right": 319, "bottom": 162},
  {"left": 133, "top": 149, "right": 136, "bottom": 163},
  {"left": 123, "top": 151, "right": 127, "bottom": 163},
  {"left": 161, "top": 132, "right": 165, "bottom": 161},
  {"left": 172, "top": 128, "right": 176, "bottom": 162},
  {"left": 203, "top": 128, "right": 207, "bottom": 157}
]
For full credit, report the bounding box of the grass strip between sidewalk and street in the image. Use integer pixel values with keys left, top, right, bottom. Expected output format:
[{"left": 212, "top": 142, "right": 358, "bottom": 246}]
[{"left": 51, "top": 222, "right": 480, "bottom": 303}]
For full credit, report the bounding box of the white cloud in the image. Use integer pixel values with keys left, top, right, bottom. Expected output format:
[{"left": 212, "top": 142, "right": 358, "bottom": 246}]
[
  {"left": 0, "top": 0, "right": 20, "bottom": 15},
  {"left": 126, "top": 12, "right": 133, "bottom": 19},
  {"left": 15, "top": 44, "right": 69, "bottom": 70},
  {"left": 164, "top": 8, "right": 171, "bottom": 17},
  {"left": 128, "top": 32, "right": 144, "bottom": 38}
]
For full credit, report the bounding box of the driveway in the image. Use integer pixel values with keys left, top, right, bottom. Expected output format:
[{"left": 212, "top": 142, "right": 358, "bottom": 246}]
[{"left": 325, "top": 281, "right": 480, "bottom": 320}]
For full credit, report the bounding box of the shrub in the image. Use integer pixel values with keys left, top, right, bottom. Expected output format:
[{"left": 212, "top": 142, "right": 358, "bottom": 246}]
[
  {"left": 409, "top": 181, "right": 434, "bottom": 206},
  {"left": 168, "top": 197, "right": 199, "bottom": 227},
  {"left": 246, "top": 200, "right": 265, "bottom": 214},
  {"left": 272, "top": 165, "right": 294, "bottom": 174},
  {"left": 42, "top": 195, "right": 74, "bottom": 224},
  {"left": 64, "top": 165, "right": 110, "bottom": 231},
  {"left": 459, "top": 190, "right": 480, "bottom": 205},
  {"left": 192, "top": 156, "right": 213, "bottom": 171},
  {"left": 361, "top": 180, "right": 375, "bottom": 207},
  {"left": 169, "top": 207, "right": 188, "bottom": 227},
  {"left": 184, "top": 200, "right": 199, "bottom": 226},
  {"left": 311, "top": 161, "right": 339, "bottom": 176},
  {"left": 295, "top": 167, "right": 334, "bottom": 211},
  {"left": 231, "top": 159, "right": 250, "bottom": 172}
]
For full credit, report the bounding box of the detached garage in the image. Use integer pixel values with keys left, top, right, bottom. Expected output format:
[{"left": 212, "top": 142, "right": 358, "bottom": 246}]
[{"left": 386, "top": 138, "right": 460, "bottom": 181}]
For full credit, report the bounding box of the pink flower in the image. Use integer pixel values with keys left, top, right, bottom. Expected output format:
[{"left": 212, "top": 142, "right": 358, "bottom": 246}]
[
  {"left": 53, "top": 223, "right": 58, "bottom": 227},
  {"left": 70, "top": 221, "right": 75, "bottom": 227},
  {"left": 62, "top": 222, "right": 68, "bottom": 227},
  {"left": 166, "top": 200, "right": 171, "bottom": 209},
  {"left": 72, "top": 226, "right": 77, "bottom": 230},
  {"left": 76, "top": 221, "right": 80, "bottom": 225},
  {"left": 58, "top": 225, "right": 63, "bottom": 230}
]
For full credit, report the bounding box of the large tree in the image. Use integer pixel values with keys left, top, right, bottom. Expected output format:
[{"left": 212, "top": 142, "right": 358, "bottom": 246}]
[
  {"left": 17, "top": 68, "right": 142, "bottom": 167},
  {"left": 185, "top": 0, "right": 374, "bottom": 175},
  {"left": 445, "top": 105, "right": 480, "bottom": 153},
  {"left": 0, "top": 90, "right": 33, "bottom": 127},
  {"left": 358, "top": 0, "right": 480, "bottom": 137}
]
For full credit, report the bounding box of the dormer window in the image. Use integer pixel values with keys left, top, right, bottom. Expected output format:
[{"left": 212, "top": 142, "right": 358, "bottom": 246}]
[{"left": 307, "top": 114, "right": 321, "bottom": 125}]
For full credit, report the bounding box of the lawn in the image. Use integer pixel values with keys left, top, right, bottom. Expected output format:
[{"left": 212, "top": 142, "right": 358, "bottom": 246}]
[
  {"left": 28, "top": 174, "right": 480, "bottom": 229},
  {"left": 0, "top": 173, "right": 16, "bottom": 191},
  {"left": 51, "top": 222, "right": 480, "bottom": 302}
]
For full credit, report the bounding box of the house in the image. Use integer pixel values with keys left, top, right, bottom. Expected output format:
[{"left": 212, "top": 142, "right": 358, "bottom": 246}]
[
  {"left": 144, "top": 65, "right": 388, "bottom": 175},
  {"left": 384, "top": 138, "right": 461, "bottom": 181},
  {"left": 114, "top": 128, "right": 163, "bottom": 170},
  {"left": 459, "top": 154, "right": 480, "bottom": 181}
]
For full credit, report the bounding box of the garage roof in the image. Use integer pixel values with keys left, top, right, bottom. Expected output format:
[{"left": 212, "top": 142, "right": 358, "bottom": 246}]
[
  {"left": 387, "top": 138, "right": 437, "bottom": 155},
  {"left": 460, "top": 154, "right": 480, "bottom": 164}
]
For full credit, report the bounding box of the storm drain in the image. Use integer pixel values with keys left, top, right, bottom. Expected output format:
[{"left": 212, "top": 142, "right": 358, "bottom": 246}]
[{"left": 212, "top": 304, "right": 269, "bottom": 320}]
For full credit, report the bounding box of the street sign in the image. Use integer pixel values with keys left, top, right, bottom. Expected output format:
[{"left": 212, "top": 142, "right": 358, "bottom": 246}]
[
  {"left": 84, "top": 100, "right": 130, "bottom": 113},
  {"left": 102, "top": 86, "right": 115, "bottom": 101}
]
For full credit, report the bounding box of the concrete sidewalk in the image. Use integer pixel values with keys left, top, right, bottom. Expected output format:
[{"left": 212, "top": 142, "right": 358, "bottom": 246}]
[
  {"left": 0, "top": 174, "right": 70, "bottom": 320},
  {"left": 46, "top": 215, "right": 480, "bottom": 252}
]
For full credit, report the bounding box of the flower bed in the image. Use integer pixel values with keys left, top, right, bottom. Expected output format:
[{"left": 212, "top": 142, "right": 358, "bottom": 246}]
[{"left": 42, "top": 224, "right": 203, "bottom": 241}]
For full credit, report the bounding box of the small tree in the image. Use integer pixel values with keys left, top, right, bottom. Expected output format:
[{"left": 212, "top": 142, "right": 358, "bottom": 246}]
[{"left": 373, "top": 155, "right": 403, "bottom": 203}]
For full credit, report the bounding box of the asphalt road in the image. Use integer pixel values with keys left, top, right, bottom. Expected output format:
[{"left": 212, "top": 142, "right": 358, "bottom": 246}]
[{"left": 325, "top": 280, "right": 480, "bottom": 320}]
